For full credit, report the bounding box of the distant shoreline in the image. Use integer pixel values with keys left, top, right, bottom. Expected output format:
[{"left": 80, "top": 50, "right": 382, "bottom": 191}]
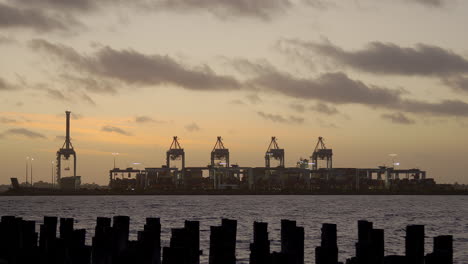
[{"left": 1, "top": 189, "right": 467, "bottom": 196}]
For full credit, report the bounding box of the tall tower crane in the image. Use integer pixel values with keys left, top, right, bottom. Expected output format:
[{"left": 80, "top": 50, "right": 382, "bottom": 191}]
[
  {"left": 265, "top": 136, "right": 285, "bottom": 168},
  {"left": 56, "top": 111, "right": 77, "bottom": 186}
]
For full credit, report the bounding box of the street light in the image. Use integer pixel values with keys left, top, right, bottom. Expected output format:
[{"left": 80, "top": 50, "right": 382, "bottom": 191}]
[
  {"left": 51, "top": 161, "right": 55, "bottom": 188},
  {"left": 308, "top": 162, "right": 316, "bottom": 170},
  {"left": 112, "top": 152, "right": 119, "bottom": 169},
  {"left": 389, "top": 154, "right": 397, "bottom": 169},
  {"left": 25, "top": 156, "right": 29, "bottom": 186},
  {"left": 132, "top": 162, "right": 144, "bottom": 171},
  {"left": 30, "top": 157, "right": 34, "bottom": 187}
]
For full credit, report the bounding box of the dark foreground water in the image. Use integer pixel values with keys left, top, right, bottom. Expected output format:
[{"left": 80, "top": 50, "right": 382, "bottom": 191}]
[{"left": 0, "top": 195, "right": 466, "bottom": 263}]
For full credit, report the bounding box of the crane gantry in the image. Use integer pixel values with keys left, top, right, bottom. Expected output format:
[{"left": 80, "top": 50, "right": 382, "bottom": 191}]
[
  {"left": 265, "top": 136, "right": 285, "bottom": 168},
  {"left": 56, "top": 111, "right": 77, "bottom": 187},
  {"left": 311, "top": 136, "right": 333, "bottom": 171}
]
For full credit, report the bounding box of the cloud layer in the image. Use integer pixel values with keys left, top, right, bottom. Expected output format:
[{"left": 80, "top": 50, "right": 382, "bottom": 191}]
[
  {"left": 0, "top": 2, "right": 81, "bottom": 32},
  {"left": 30, "top": 39, "right": 240, "bottom": 92},
  {"left": 407, "top": 0, "right": 446, "bottom": 7},
  {"left": 240, "top": 60, "right": 468, "bottom": 117},
  {"left": 27, "top": 39, "right": 468, "bottom": 119},
  {"left": 0, "top": 77, "right": 16, "bottom": 91},
  {"left": 134, "top": 116, "right": 167, "bottom": 124},
  {"left": 257, "top": 111, "right": 304, "bottom": 124},
  {"left": 1, "top": 128, "right": 46, "bottom": 139},
  {"left": 154, "top": 0, "right": 292, "bottom": 20},
  {"left": 0, "top": 35, "right": 15, "bottom": 45},
  {"left": 7, "top": 0, "right": 297, "bottom": 25},
  {"left": 185, "top": 122, "right": 201, "bottom": 132},
  {"left": 101, "top": 125, "right": 132, "bottom": 136},
  {"left": 281, "top": 39, "right": 468, "bottom": 77},
  {"left": 280, "top": 39, "right": 468, "bottom": 93},
  {"left": 381, "top": 112, "right": 416, "bottom": 124}
]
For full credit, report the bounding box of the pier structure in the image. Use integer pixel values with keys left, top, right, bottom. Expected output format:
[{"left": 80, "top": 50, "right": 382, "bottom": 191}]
[
  {"left": 0, "top": 215, "right": 454, "bottom": 264},
  {"left": 108, "top": 136, "right": 431, "bottom": 192}
]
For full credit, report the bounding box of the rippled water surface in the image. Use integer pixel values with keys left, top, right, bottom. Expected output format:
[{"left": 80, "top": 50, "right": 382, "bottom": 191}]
[{"left": 0, "top": 195, "right": 466, "bottom": 263}]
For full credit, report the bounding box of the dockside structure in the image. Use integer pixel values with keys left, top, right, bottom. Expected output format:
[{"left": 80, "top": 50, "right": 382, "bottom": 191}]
[{"left": 109, "top": 136, "right": 432, "bottom": 192}]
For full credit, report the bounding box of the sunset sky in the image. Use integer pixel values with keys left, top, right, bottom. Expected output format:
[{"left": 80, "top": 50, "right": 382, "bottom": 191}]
[{"left": 1, "top": 0, "right": 468, "bottom": 185}]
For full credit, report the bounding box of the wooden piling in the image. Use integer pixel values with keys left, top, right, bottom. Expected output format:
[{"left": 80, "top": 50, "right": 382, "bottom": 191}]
[
  {"left": 425, "top": 235, "right": 453, "bottom": 264},
  {"left": 405, "top": 225, "right": 424, "bottom": 264},
  {"left": 281, "top": 219, "right": 304, "bottom": 264},
  {"left": 249, "top": 221, "right": 270, "bottom": 264},
  {"left": 316, "top": 223, "right": 338, "bottom": 264}
]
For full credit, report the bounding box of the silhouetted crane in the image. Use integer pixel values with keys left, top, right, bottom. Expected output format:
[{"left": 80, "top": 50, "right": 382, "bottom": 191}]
[{"left": 265, "top": 136, "right": 285, "bottom": 168}]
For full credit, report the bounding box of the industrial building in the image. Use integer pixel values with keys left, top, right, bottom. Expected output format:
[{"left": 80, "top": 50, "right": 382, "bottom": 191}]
[{"left": 109, "top": 136, "right": 433, "bottom": 192}]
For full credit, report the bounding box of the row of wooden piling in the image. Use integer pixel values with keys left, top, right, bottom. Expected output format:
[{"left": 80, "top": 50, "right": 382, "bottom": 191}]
[{"left": 0, "top": 215, "right": 453, "bottom": 264}]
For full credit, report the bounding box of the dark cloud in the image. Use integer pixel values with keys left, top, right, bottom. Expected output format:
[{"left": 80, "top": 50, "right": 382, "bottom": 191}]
[
  {"left": 153, "top": 0, "right": 292, "bottom": 20},
  {"left": 251, "top": 70, "right": 402, "bottom": 106},
  {"left": 229, "top": 99, "right": 245, "bottom": 105},
  {"left": 442, "top": 76, "right": 468, "bottom": 93},
  {"left": 0, "top": 117, "right": 18, "bottom": 124},
  {"left": 381, "top": 112, "right": 416, "bottom": 124},
  {"left": 59, "top": 74, "right": 117, "bottom": 94},
  {"left": 309, "top": 102, "right": 339, "bottom": 115},
  {"left": 288, "top": 116, "right": 304, "bottom": 124},
  {"left": 11, "top": 0, "right": 95, "bottom": 12},
  {"left": 135, "top": 116, "right": 154, "bottom": 123},
  {"left": 290, "top": 102, "right": 339, "bottom": 115},
  {"left": 281, "top": 39, "right": 468, "bottom": 77},
  {"left": 406, "top": 0, "right": 445, "bottom": 7},
  {"left": 185, "top": 122, "right": 200, "bottom": 132},
  {"left": 246, "top": 94, "right": 262, "bottom": 104},
  {"left": 289, "top": 103, "right": 305, "bottom": 113},
  {"left": 235, "top": 58, "right": 402, "bottom": 106},
  {"left": 0, "top": 3, "right": 81, "bottom": 32},
  {"left": 400, "top": 99, "right": 468, "bottom": 117},
  {"left": 30, "top": 39, "right": 240, "bottom": 91},
  {"left": 231, "top": 58, "right": 277, "bottom": 77},
  {"left": 101, "top": 125, "right": 132, "bottom": 136},
  {"left": 28, "top": 39, "right": 85, "bottom": 65},
  {"left": 11, "top": 0, "right": 297, "bottom": 20},
  {"left": 38, "top": 84, "right": 96, "bottom": 106},
  {"left": 0, "top": 35, "right": 15, "bottom": 45},
  {"left": 302, "top": 0, "right": 331, "bottom": 9},
  {"left": 241, "top": 60, "right": 468, "bottom": 117},
  {"left": 257, "top": 111, "right": 304, "bottom": 124},
  {"left": 316, "top": 118, "right": 338, "bottom": 128},
  {"left": 0, "top": 77, "right": 17, "bottom": 91},
  {"left": 45, "top": 88, "right": 67, "bottom": 101},
  {"left": 80, "top": 93, "right": 96, "bottom": 106},
  {"left": 2, "top": 128, "right": 46, "bottom": 139},
  {"left": 135, "top": 116, "right": 166, "bottom": 124}
]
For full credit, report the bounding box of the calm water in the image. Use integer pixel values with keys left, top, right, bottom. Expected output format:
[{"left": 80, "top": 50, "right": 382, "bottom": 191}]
[{"left": 0, "top": 195, "right": 466, "bottom": 263}]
